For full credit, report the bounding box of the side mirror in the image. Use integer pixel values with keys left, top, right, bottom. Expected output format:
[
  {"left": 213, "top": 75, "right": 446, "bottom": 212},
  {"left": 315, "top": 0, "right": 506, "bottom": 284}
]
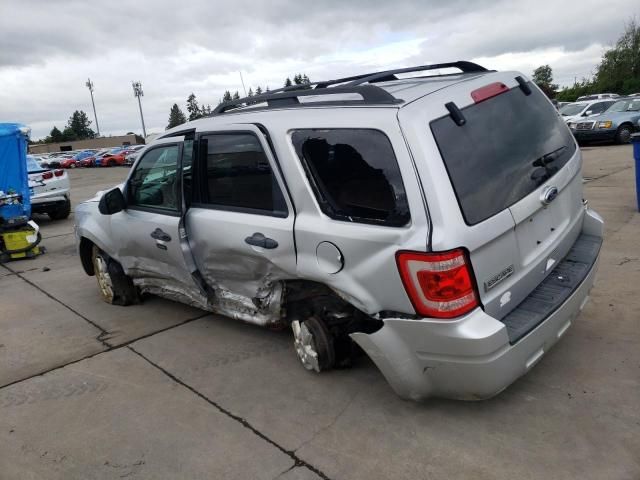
[
  {"left": 583, "top": 111, "right": 592, "bottom": 116},
  {"left": 98, "top": 188, "right": 126, "bottom": 215}
]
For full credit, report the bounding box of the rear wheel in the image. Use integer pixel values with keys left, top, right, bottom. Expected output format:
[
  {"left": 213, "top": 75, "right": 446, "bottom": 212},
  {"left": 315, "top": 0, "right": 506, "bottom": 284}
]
[
  {"left": 91, "top": 246, "right": 138, "bottom": 305},
  {"left": 615, "top": 125, "right": 632, "bottom": 144},
  {"left": 48, "top": 198, "right": 71, "bottom": 220},
  {"left": 292, "top": 316, "right": 335, "bottom": 372},
  {"left": 107, "top": 159, "right": 116, "bottom": 167}
]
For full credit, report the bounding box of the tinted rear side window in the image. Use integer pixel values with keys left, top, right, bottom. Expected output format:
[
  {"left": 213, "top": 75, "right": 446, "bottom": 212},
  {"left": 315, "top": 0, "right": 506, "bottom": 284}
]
[
  {"left": 431, "top": 86, "right": 576, "bottom": 225},
  {"left": 292, "top": 129, "right": 410, "bottom": 227},
  {"left": 199, "top": 133, "right": 287, "bottom": 216}
]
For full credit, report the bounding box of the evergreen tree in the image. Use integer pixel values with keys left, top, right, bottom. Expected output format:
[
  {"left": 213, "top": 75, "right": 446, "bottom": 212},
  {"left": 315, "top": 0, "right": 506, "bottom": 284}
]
[
  {"left": 293, "top": 74, "right": 302, "bottom": 85},
  {"left": 222, "top": 90, "right": 232, "bottom": 102},
  {"left": 284, "top": 77, "right": 292, "bottom": 87},
  {"left": 247, "top": 88, "right": 254, "bottom": 97},
  {"left": 66, "top": 110, "right": 95, "bottom": 139},
  {"left": 255, "top": 86, "right": 263, "bottom": 95},
  {"left": 232, "top": 91, "right": 240, "bottom": 100},
  {"left": 186, "top": 93, "right": 202, "bottom": 121},
  {"left": 202, "top": 104, "right": 212, "bottom": 116},
  {"left": 49, "top": 126, "right": 64, "bottom": 143},
  {"left": 302, "top": 74, "right": 310, "bottom": 84},
  {"left": 166, "top": 103, "right": 187, "bottom": 129}
]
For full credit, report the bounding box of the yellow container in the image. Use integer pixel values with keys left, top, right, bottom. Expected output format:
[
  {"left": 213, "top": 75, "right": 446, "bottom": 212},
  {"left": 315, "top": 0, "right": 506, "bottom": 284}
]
[{"left": 0, "top": 226, "right": 42, "bottom": 261}]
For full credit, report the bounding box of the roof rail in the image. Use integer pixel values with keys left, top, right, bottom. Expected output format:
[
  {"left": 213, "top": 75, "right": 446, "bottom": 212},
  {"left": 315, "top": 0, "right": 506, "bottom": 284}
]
[
  {"left": 212, "top": 61, "right": 488, "bottom": 115},
  {"left": 213, "top": 84, "right": 400, "bottom": 114}
]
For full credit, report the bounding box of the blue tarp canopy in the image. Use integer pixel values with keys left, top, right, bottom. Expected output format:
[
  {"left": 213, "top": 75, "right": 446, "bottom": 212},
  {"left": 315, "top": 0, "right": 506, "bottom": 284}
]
[{"left": 0, "top": 123, "right": 31, "bottom": 219}]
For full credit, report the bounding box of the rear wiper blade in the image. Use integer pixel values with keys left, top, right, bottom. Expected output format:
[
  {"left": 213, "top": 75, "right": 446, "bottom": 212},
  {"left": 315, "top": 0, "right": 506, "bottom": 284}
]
[{"left": 532, "top": 146, "right": 567, "bottom": 168}]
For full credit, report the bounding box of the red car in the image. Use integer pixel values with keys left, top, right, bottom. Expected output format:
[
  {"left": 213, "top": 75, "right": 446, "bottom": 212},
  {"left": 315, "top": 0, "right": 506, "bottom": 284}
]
[
  {"left": 98, "top": 152, "right": 127, "bottom": 167},
  {"left": 58, "top": 155, "right": 78, "bottom": 169}
]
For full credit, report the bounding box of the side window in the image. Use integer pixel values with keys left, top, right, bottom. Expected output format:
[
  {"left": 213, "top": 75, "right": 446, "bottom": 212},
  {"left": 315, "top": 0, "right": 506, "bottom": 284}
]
[
  {"left": 198, "top": 133, "right": 286, "bottom": 216},
  {"left": 128, "top": 144, "right": 180, "bottom": 211},
  {"left": 291, "top": 129, "right": 410, "bottom": 227},
  {"left": 590, "top": 103, "right": 606, "bottom": 114}
]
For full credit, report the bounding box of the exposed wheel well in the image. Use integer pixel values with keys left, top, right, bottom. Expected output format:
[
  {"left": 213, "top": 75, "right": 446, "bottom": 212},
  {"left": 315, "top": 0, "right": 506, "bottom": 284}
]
[{"left": 79, "top": 237, "right": 95, "bottom": 276}]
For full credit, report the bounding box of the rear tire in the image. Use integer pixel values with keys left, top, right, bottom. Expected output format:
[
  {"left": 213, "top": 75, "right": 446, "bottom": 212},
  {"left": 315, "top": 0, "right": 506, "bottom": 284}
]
[
  {"left": 91, "top": 246, "right": 138, "bottom": 306},
  {"left": 292, "top": 316, "right": 335, "bottom": 372},
  {"left": 615, "top": 125, "right": 632, "bottom": 144},
  {"left": 48, "top": 198, "right": 71, "bottom": 220},
  {"left": 107, "top": 159, "right": 116, "bottom": 167}
]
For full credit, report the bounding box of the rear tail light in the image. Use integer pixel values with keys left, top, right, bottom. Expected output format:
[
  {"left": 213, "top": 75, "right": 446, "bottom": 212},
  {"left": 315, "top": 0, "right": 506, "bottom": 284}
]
[
  {"left": 54, "top": 169, "right": 64, "bottom": 177},
  {"left": 42, "top": 171, "right": 53, "bottom": 180},
  {"left": 396, "top": 249, "right": 479, "bottom": 319}
]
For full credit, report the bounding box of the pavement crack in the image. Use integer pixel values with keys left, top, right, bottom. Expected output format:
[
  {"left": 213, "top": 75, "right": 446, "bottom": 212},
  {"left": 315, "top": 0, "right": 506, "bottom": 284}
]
[
  {"left": 127, "top": 345, "right": 333, "bottom": 480},
  {"left": 0, "top": 314, "right": 208, "bottom": 391},
  {"left": 1, "top": 264, "right": 110, "bottom": 346},
  {"left": 294, "top": 391, "right": 358, "bottom": 455}
]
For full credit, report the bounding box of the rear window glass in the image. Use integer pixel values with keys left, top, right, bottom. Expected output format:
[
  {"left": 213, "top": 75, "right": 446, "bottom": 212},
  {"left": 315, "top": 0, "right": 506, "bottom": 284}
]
[
  {"left": 431, "top": 86, "right": 576, "bottom": 225},
  {"left": 291, "top": 129, "right": 410, "bottom": 227}
]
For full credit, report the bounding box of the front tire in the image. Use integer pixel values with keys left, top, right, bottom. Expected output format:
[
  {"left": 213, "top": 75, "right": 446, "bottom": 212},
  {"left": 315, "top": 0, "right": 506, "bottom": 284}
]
[
  {"left": 615, "top": 125, "right": 632, "bottom": 144},
  {"left": 91, "top": 246, "right": 138, "bottom": 306},
  {"left": 48, "top": 198, "right": 71, "bottom": 220}
]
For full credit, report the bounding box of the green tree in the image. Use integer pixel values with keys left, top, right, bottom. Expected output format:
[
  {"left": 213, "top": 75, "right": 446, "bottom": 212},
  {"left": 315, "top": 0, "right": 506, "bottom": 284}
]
[
  {"left": 255, "top": 86, "right": 263, "bottom": 95},
  {"left": 302, "top": 74, "right": 310, "bottom": 84},
  {"left": 532, "top": 65, "right": 559, "bottom": 98},
  {"left": 186, "top": 93, "right": 201, "bottom": 121},
  {"left": 49, "top": 126, "right": 64, "bottom": 143},
  {"left": 232, "top": 91, "right": 240, "bottom": 100},
  {"left": 284, "top": 77, "right": 292, "bottom": 87},
  {"left": 293, "top": 74, "right": 302, "bottom": 85},
  {"left": 593, "top": 19, "right": 640, "bottom": 94},
  {"left": 222, "top": 90, "right": 232, "bottom": 102},
  {"left": 66, "top": 110, "right": 95, "bottom": 139},
  {"left": 247, "top": 87, "right": 254, "bottom": 97},
  {"left": 166, "top": 103, "right": 187, "bottom": 129}
]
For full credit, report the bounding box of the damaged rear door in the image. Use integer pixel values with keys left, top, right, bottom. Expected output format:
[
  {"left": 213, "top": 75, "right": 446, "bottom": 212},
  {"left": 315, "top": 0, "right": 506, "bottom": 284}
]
[{"left": 186, "top": 125, "right": 296, "bottom": 325}]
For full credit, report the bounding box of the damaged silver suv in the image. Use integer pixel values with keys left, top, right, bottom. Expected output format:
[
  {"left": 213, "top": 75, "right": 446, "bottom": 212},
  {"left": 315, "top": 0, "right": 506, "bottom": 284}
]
[{"left": 75, "top": 62, "right": 603, "bottom": 401}]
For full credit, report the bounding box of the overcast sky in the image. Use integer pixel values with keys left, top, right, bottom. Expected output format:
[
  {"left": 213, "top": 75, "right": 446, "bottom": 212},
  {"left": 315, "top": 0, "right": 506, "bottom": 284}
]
[{"left": 1, "top": 0, "right": 638, "bottom": 140}]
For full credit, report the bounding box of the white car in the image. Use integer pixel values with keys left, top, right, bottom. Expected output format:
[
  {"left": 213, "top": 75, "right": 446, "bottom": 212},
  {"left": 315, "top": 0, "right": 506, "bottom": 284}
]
[
  {"left": 27, "top": 155, "right": 71, "bottom": 220},
  {"left": 559, "top": 99, "right": 616, "bottom": 127}
]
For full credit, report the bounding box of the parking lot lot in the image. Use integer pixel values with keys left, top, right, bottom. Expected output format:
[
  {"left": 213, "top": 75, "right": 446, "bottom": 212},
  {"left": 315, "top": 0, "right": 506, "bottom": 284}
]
[{"left": 1, "top": 145, "right": 639, "bottom": 479}]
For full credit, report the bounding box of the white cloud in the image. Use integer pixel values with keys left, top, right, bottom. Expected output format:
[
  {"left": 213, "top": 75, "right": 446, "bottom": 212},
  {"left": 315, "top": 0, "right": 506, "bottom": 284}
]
[{"left": 0, "top": 0, "right": 638, "bottom": 139}]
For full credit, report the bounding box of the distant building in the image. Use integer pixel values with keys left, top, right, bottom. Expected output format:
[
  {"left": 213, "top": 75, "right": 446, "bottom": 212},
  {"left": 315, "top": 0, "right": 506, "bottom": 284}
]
[{"left": 29, "top": 134, "right": 144, "bottom": 154}]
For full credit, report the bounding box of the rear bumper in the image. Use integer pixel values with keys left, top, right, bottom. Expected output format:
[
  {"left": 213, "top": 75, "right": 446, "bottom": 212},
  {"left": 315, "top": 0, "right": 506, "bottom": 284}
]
[{"left": 351, "top": 208, "right": 604, "bottom": 401}]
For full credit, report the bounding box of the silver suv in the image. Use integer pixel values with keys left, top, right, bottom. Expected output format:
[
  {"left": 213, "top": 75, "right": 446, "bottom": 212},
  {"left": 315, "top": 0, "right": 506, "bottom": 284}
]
[{"left": 75, "top": 62, "right": 603, "bottom": 401}]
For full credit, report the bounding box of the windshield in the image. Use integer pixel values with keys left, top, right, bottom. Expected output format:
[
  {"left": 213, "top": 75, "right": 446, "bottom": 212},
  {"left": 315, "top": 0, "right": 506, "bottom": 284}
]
[
  {"left": 559, "top": 103, "right": 586, "bottom": 116},
  {"left": 609, "top": 99, "right": 640, "bottom": 112},
  {"left": 26, "top": 155, "right": 46, "bottom": 173}
]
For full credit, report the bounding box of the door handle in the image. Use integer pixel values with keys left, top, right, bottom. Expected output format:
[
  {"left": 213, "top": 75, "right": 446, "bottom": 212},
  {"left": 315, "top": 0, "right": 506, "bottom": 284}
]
[
  {"left": 244, "top": 232, "right": 278, "bottom": 249},
  {"left": 150, "top": 228, "right": 172, "bottom": 242}
]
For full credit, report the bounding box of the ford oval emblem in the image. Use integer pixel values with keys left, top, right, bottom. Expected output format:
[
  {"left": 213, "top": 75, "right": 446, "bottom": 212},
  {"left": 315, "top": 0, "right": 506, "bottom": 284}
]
[{"left": 541, "top": 186, "right": 559, "bottom": 205}]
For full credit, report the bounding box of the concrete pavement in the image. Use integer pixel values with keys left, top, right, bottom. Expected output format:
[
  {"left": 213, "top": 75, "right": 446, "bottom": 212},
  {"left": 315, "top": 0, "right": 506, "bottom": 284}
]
[{"left": 1, "top": 149, "right": 638, "bottom": 479}]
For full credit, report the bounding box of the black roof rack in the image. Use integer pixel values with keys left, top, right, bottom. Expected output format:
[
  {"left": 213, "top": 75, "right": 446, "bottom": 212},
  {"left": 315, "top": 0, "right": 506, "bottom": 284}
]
[{"left": 212, "top": 60, "right": 488, "bottom": 115}]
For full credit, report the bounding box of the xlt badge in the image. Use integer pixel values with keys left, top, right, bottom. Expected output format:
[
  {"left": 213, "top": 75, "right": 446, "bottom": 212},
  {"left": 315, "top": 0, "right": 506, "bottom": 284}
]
[{"left": 484, "top": 264, "right": 514, "bottom": 291}]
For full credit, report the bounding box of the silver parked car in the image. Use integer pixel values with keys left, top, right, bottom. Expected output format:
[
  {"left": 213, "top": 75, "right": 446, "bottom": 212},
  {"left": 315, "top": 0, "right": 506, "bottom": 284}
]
[{"left": 75, "top": 62, "right": 603, "bottom": 401}]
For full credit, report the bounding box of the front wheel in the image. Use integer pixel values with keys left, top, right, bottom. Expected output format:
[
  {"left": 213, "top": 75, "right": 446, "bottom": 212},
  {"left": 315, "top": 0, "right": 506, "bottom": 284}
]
[
  {"left": 107, "top": 160, "right": 116, "bottom": 167},
  {"left": 615, "top": 125, "right": 632, "bottom": 144},
  {"left": 91, "top": 246, "right": 138, "bottom": 305}
]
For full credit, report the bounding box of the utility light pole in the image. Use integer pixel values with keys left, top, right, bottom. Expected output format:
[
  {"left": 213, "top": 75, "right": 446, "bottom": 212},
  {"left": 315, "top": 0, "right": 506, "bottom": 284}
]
[
  {"left": 85, "top": 78, "right": 100, "bottom": 137},
  {"left": 132, "top": 80, "right": 147, "bottom": 138}
]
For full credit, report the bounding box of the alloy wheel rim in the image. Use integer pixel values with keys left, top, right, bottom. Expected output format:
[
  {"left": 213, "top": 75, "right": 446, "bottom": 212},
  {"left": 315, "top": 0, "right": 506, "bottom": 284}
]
[
  {"left": 94, "top": 254, "right": 114, "bottom": 301},
  {"left": 292, "top": 320, "right": 320, "bottom": 372}
]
